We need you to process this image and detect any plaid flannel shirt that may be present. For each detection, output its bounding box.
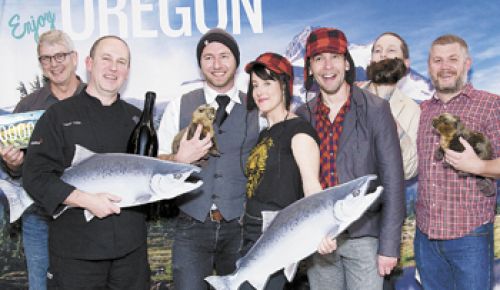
[315,95,351,189]
[416,84,500,239]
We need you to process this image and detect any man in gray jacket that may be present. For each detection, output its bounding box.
[296,27,405,290]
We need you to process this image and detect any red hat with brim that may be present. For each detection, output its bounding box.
[245,52,294,96]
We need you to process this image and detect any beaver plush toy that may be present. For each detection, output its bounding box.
[432,112,494,196]
[172,104,220,160]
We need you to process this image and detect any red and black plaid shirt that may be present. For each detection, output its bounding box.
[416,84,500,240]
[315,95,351,189]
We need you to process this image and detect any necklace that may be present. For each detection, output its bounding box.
[267,110,290,131]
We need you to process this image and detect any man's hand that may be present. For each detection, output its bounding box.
[84,192,122,219]
[317,236,337,255]
[0,145,24,171]
[174,124,213,164]
[445,137,482,175]
[65,190,121,219]
[378,255,398,276]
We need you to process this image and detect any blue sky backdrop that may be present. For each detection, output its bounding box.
[254,0,500,94]
[1,0,500,109]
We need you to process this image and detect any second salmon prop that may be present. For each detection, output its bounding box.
[205,175,382,290]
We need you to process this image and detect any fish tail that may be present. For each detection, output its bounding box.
[0,179,34,222]
[204,274,236,290]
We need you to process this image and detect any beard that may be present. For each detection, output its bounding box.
[431,70,467,95]
[366,58,407,84]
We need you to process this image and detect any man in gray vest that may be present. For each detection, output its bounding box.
[157,28,259,289]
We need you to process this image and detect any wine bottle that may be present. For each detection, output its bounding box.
[127,91,158,157]
[127,91,179,219]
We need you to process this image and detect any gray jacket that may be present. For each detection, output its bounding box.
[296,85,405,258]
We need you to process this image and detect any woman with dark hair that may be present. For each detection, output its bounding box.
[240,52,324,289]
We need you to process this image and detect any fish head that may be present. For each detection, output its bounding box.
[330,185,383,235]
[149,164,203,201]
[327,174,378,200]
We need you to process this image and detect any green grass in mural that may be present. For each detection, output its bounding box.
[147,219,176,282]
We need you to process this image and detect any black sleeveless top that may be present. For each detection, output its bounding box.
[245,117,319,217]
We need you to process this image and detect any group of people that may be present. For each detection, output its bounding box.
[0,24,498,290]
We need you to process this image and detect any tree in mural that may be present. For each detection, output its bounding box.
[16,75,48,100]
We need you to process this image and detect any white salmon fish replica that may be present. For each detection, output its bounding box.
[205,175,382,290]
[0,145,202,222]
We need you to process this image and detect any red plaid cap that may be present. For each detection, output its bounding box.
[245,52,294,96]
[304,28,348,88]
[306,28,347,58]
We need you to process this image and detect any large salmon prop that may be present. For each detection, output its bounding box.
[0,145,202,222]
[205,175,382,290]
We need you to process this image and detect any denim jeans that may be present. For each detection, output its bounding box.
[307,236,383,290]
[22,209,50,290]
[172,211,242,290]
[414,223,494,290]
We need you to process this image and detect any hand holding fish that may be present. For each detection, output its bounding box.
[377,255,397,276]
[205,176,383,290]
[174,124,212,164]
[317,236,337,255]
[65,189,121,219]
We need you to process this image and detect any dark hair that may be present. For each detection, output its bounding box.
[366,58,407,84]
[246,63,292,111]
[372,32,410,59]
[89,35,131,67]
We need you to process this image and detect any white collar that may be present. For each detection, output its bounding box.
[203,83,241,106]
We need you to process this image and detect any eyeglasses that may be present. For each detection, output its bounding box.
[38,51,74,65]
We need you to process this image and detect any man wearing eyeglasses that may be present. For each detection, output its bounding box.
[0,29,84,290]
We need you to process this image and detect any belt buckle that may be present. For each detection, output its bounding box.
[210,209,223,222]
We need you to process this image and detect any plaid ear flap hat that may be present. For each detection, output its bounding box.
[304,27,356,90]
[245,52,294,96]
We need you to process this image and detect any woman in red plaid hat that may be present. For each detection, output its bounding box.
[238,52,323,289]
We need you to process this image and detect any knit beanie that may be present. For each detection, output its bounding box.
[196,28,240,67]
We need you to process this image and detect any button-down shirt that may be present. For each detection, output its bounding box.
[416,83,500,240]
[315,95,351,189]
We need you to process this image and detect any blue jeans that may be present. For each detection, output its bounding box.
[307,236,383,290]
[414,223,494,290]
[172,211,242,290]
[23,209,50,290]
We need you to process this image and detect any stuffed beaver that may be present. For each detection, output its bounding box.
[432,112,494,196]
[172,104,220,160]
